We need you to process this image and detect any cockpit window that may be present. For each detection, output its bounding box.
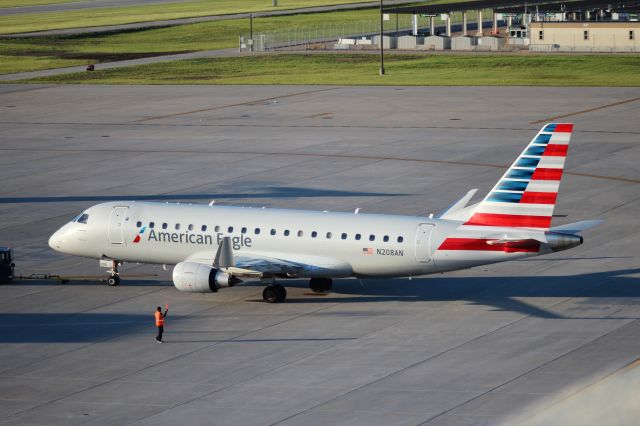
[73,213,89,224]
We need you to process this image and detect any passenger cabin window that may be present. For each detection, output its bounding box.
[311,231,317,238]
[297,230,304,237]
[326,232,332,239]
[383,235,389,242]
[369,235,375,242]
[149,222,155,229]
[175,223,180,230]
[241,227,247,233]
[341,233,347,240]
[270,229,276,236]
[201,225,207,232]
[255,228,261,235]
[136,221,142,228]
[162,223,168,230]
[284,230,290,236]
[228,226,234,233]
[214,225,220,232]
[188,224,194,231]
[397,236,404,243]
[355,233,361,241]
[76,213,89,224]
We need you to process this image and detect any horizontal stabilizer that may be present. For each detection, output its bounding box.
[438,189,478,219]
[550,220,604,235]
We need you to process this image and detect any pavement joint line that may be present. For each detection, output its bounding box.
[530,96,640,124]
[0,148,637,185]
[268,301,562,426]
[418,294,637,424]
[132,87,340,123]
[513,349,640,425]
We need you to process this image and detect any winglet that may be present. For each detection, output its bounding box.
[213,236,235,268]
[438,189,478,219]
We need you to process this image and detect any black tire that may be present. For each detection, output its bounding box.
[274,284,287,302]
[263,285,279,303]
[107,275,120,286]
[309,278,332,293]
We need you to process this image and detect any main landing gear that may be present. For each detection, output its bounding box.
[263,284,286,303]
[309,277,332,293]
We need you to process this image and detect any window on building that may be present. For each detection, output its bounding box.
[584,30,589,40]
[311,231,317,238]
[397,236,404,243]
[539,30,544,40]
[175,223,180,230]
[255,228,260,235]
[326,232,332,239]
[188,224,194,231]
[270,229,276,236]
[284,229,290,236]
[298,230,304,237]
[355,233,361,241]
[630,30,635,41]
[369,235,375,242]
[149,222,155,229]
[383,235,389,242]
[201,225,207,232]
[341,233,347,240]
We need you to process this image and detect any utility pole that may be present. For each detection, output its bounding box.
[379,0,385,75]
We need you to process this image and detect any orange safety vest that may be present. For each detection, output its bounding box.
[155,311,164,326]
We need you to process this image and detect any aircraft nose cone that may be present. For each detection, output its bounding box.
[48,230,61,250]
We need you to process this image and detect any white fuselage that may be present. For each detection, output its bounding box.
[49,201,544,279]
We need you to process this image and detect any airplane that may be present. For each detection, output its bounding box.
[48,123,602,303]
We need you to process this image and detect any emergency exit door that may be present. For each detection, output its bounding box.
[108,206,128,244]
[415,224,434,262]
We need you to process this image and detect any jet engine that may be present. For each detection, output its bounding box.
[172,262,241,293]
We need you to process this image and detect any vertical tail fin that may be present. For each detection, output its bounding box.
[464,123,573,230]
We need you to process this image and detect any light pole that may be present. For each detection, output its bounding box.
[379,0,385,75]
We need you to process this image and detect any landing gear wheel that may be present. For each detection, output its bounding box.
[309,278,332,293]
[263,284,286,303]
[107,275,120,286]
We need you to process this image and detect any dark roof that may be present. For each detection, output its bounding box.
[496,0,640,12]
[385,0,640,13]
[385,0,563,13]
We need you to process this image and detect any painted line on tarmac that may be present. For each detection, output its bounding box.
[133,87,339,123]
[530,96,640,124]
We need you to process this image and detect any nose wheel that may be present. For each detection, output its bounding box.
[107,275,120,286]
[263,284,286,303]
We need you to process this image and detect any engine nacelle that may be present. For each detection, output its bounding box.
[172,262,241,293]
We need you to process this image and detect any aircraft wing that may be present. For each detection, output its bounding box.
[185,249,352,279]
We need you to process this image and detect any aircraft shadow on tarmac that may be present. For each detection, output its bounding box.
[0,186,409,204]
[3,268,638,343]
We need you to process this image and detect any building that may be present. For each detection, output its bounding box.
[529,21,640,52]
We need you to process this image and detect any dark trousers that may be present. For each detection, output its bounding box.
[156,325,164,341]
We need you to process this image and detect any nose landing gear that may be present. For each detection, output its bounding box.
[103,259,121,286]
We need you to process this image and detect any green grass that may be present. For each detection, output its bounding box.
[0,0,374,35]
[0,0,80,8]
[0,8,384,74]
[13,54,640,86]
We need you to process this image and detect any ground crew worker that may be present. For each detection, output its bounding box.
[155,304,168,343]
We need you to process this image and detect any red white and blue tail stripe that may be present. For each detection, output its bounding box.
[464,123,572,231]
